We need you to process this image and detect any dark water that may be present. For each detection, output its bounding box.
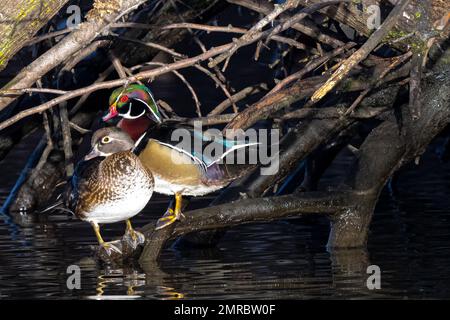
[1,133,450,299]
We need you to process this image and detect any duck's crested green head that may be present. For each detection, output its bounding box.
[103,84,161,123]
[85,127,134,160]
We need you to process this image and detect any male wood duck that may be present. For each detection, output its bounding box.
[103,84,161,141]
[65,127,154,253]
[102,84,258,230]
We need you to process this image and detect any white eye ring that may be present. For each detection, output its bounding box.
[101,136,111,144]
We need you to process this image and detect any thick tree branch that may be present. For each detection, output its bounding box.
[139,192,347,263]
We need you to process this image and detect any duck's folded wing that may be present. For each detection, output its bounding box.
[134,123,208,173]
[133,122,259,173]
[64,158,102,212]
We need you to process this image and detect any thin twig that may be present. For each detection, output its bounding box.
[0,43,238,131]
[208,83,268,116]
[69,65,115,117]
[228,0,345,48]
[264,1,350,45]
[172,113,236,125]
[111,33,186,59]
[194,64,238,113]
[69,122,91,135]
[25,29,72,47]
[109,52,127,79]
[208,0,301,70]
[157,99,178,116]
[123,67,145,86]
[311,0,411,103]
[269,42,356,95]
[345,51,412,115]
[144,62,202,117]
[0,88,67,96]
[164,22,309,50]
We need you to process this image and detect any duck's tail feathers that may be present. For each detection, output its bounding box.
[39,200,64,214]
[207,142,260,168]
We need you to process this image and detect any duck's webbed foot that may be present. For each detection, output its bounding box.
[97,241,123,262]
[91,222,123,261]
[155,207,181,230]
[155,193,184,230]
[114,220,145,259]
[122,220,145,250]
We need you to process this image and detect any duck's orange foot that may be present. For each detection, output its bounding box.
[96,241,123,263]
[155,208,180,230]
[122,228,145,249]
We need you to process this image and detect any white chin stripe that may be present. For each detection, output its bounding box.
[121,101,147,119]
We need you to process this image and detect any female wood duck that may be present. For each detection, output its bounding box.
[65,127,154,253]
[102,84,258,230]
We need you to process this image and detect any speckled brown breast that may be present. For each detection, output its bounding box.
[75,151,154,220]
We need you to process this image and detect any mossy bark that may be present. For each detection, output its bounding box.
[0,0,68,72]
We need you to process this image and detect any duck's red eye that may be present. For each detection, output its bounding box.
[120,95,129,103]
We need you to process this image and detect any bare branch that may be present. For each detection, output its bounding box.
[208,83,268,116]
[0,88,67,96]
[139,192,346,262]
[208,0,301,70]
[163,22,310,50]
[0,43,234,131]
[144,62,202,117]
[269,42,356,95]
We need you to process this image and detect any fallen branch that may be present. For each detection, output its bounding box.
[139,192,347,262]
[0,0,68,72]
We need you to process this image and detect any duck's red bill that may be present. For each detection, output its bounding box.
[102,105,118,122]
